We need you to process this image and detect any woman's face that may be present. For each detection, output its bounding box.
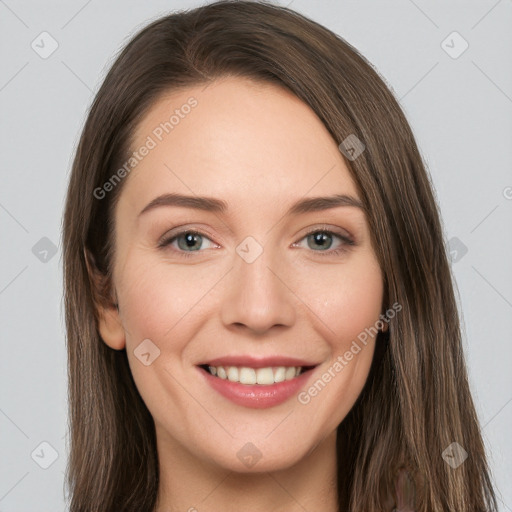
[99,76,384,472]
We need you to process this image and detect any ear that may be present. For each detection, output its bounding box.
[84,248,125,350]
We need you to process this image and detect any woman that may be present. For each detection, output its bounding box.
[62,1,497,510]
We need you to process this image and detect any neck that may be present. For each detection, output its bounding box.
[154,427,339,512]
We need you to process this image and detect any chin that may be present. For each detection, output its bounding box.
[199,434,315,474]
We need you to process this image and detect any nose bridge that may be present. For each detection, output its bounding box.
[220,236,295,332]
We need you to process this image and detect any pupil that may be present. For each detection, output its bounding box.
[312,232,331,249]
[181,233,201,250]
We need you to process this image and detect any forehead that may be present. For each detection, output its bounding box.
[122,76,360,213]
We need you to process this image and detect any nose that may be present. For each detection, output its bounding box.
[219,243,296,335]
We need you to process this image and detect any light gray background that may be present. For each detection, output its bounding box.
[1,1,511,510]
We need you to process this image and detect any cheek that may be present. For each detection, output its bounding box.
[116,258,211,420]
[116,256,222,346]
[302,254,384,348]
[294,254,383,412]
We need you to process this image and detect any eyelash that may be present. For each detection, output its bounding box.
[158,227,355,259]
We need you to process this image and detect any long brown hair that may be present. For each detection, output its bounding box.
[62,1,497,510]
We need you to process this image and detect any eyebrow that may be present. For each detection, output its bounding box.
[138,192,365,217]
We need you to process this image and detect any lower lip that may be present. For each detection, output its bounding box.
[197,366,316,409]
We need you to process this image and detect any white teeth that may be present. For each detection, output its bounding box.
[240,367,257,385]
[205,365,304,385]
[285,367,296,380]
[255,367,273,385]
[274,367,286,383]
[227,367,239,382]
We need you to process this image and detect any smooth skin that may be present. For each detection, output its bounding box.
[95,76,385,512]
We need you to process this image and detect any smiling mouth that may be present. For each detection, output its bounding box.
[199,364,316,386]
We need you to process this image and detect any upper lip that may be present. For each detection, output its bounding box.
[198,355,319,368]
